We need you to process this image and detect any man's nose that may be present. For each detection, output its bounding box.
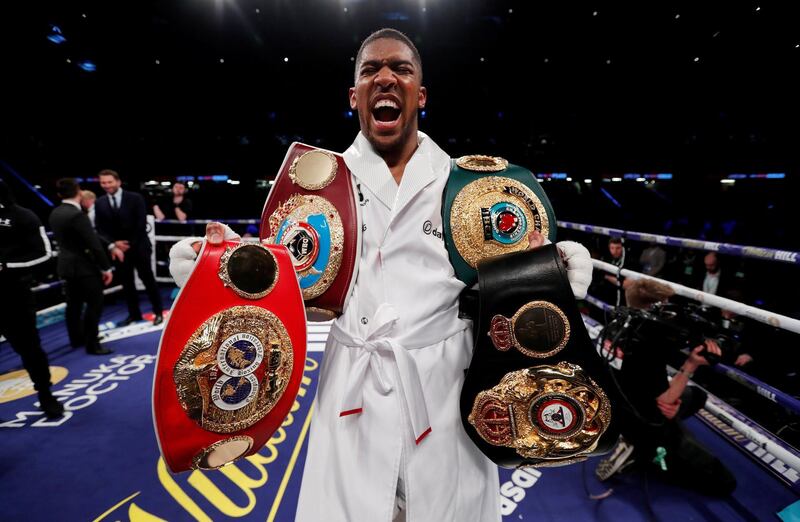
[374,66,396,88]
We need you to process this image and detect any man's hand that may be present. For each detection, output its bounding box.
[735,353,754,367]
[656,398,681,420]
[527,230,546,250]
[101,270,113,286]
[190,222,232,254]
[114,240,130,252]
[153,205,165,221]
[110,247,125,262]
[686,339,721,369]
[556,241,592,299]
[171,222,241,288]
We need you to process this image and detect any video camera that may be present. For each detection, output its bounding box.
[599,301,733,366]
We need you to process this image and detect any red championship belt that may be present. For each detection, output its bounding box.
[260,143,360,321]
[152,241,306,473]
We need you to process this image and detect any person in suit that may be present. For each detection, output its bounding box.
[80,189,97,228]
[0,179,64,418]
[50,178,119,355]
[95,169,163,326]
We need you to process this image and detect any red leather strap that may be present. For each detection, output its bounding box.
[260,143,359,317]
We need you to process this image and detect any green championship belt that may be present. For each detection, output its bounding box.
[443,155,557,287]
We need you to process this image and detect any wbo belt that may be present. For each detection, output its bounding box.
[261,143,361,322]
[459,244,618,468]
[152,240,306,473]
[331,303,435,445]
[442,155,557,288]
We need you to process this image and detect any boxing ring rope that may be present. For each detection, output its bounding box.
[592,259,800,335]
[558,220,800,265]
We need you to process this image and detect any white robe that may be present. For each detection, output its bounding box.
[295,131,501,522]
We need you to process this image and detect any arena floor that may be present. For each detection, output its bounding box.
[1,289,797,521]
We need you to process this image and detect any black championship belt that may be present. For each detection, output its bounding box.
[153,241,306,473]
[460,244,618,468]
[260,143,360,321]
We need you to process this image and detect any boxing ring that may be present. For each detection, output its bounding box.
[2,216,799,521]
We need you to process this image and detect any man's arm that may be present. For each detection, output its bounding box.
[3,209,52,269]
[72,212,112,272]
[655,339,721,418]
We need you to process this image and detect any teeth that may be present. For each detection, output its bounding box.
[374,99,399,110]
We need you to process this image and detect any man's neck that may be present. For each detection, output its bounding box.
[63,197,81,207]
[378,130,420,185]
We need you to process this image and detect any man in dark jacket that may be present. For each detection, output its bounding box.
[0,179,64,418]
[50,178,120,354]
[94,169,163,325]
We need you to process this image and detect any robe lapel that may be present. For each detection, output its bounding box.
[343,133,397,211]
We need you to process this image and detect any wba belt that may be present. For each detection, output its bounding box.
[153,241,306,473]
[443,155,557,287]
[459,245,617,468]
[260,143,360,321]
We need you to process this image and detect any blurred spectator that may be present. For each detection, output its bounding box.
[0,179,64,418]
[153,181,192,222]
[95,169,163,326]
[50,178,117,355]
[591,237,631,306]
[80,189,97,228]
[639,243,666,277]
[701,252,736,296]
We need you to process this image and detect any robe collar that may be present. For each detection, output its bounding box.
[343,130,450,218]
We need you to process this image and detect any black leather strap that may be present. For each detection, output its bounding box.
[460,244,618,467]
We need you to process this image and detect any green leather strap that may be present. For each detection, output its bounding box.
[442,159,557,287]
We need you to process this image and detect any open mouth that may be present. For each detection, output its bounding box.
[371,99,401,127]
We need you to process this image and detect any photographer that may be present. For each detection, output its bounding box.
[595,279,736,496]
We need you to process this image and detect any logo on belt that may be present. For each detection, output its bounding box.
[173,305,294,434]
[266,194,344,301]
[490,301,570,358]
[450,176,549,269]
[468,363,611,463]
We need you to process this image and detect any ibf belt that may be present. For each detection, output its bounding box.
[260,143,360,321]
[459,244,617,468]
[152,241,306,473]
[442,155,557,287]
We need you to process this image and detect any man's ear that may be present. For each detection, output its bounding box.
[418,86,427,109]
[349,87,357,110]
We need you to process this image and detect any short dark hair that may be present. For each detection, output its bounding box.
[98,169,120,181]
[56,178,81,199]
[354,28,422,83]
[608,237,623,245]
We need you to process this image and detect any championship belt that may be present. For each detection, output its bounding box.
[153,241,306,473]
[260,143,360,321]
[443,155,557,287]
[459,245,617,468]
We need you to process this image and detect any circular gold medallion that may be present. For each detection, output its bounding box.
[511,301,570,358]
[450,176,549,268]
[173,306,294,434]
[289,149,338,190]
[218,243,279,300]
[193,436,253,470]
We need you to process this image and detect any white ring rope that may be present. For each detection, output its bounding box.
[593,259,800,335]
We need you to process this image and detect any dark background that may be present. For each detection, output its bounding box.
[1,0,798,248]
